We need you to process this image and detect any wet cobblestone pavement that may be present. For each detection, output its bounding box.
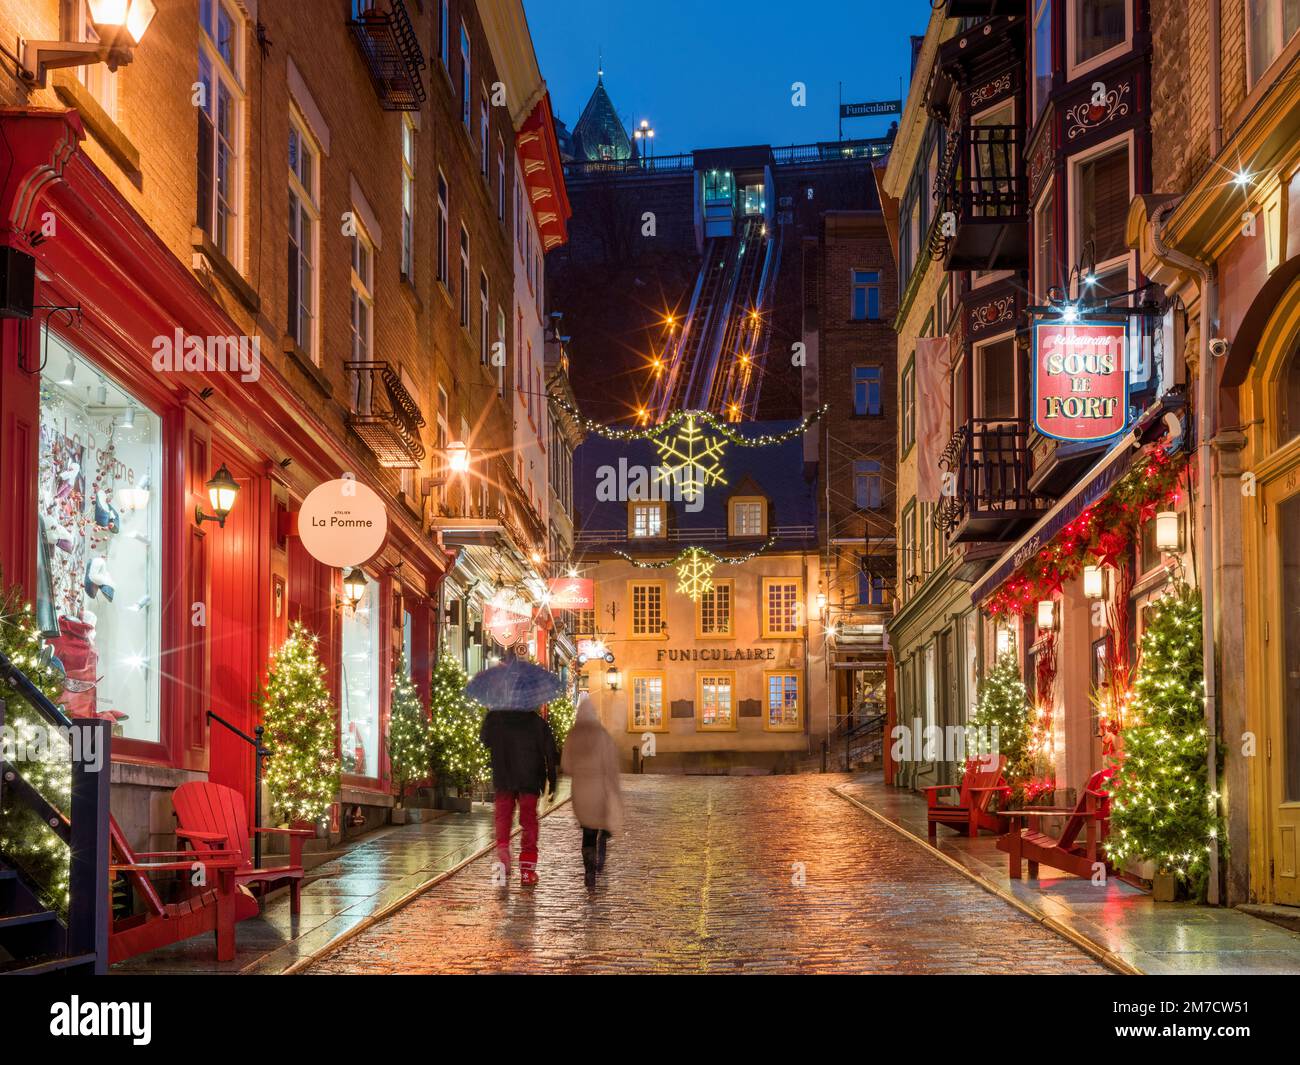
[305,775,1111,974]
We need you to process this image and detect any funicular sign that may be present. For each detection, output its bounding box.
[1032,320,1129,442]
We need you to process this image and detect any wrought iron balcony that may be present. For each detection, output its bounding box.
[346,360,426,468]
[936,419,1050,542]
[348,0,426,111]
[934,123,1028,272]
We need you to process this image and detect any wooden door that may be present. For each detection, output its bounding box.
[1264,476,1300,904]
[207,455,266,815]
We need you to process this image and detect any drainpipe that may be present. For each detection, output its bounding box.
[1209,0,1222,156]
[1150,200,1220,905]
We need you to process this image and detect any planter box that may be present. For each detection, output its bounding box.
[390,808,408,825]
[438,794,472,813]
[1152,871,1178,902]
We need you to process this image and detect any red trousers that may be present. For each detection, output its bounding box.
[493,791,539,871]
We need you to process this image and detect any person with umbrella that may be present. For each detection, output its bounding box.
[470,651,562,886]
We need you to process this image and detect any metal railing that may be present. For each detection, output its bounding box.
[0,648,112,973]
[207,711,271,869]
[575,523,816,546]
[563,137,893,179]
[821,712,886,772]
[936,418,1046,532]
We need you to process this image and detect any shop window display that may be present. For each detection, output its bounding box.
[38,335,162,742]
[341,574,380,778]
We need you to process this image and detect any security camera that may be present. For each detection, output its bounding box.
[1209,338,1230,358]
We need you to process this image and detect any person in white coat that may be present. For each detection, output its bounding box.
[560,693,624,888]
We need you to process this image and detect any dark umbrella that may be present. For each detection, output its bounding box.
[465,654,564,710]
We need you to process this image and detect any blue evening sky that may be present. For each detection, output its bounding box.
[522,0,929,154]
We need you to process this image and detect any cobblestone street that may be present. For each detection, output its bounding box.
[304,775,1111,974]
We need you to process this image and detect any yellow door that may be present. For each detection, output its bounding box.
[1264,476,1300,904]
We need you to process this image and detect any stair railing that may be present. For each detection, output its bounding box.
[0,648,112,973]
[206,711,273,869]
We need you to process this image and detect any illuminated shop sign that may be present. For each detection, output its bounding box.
[1032,320,1129,442]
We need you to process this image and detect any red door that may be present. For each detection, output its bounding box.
[207,455,266,814]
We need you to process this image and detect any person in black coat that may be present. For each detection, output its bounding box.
[480,708,558,886]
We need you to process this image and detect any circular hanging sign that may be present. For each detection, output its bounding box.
[298,479,388,568]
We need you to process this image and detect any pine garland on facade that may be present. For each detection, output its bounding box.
[969,652,1033,788]
[1106,582,1220,894]
[428,649,489,795]
[256,623,340,824]
[0,577,72,911]
[387,653,431,807]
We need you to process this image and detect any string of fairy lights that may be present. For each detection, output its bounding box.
[552,399,829,445]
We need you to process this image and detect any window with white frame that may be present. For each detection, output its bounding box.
[288,113,319,361]
[401,115,416,280]
[349,224,374,361]
[630,582,664,636]
[480,96,490,176]
[1034,186,1055,301]
[1032,0,1052,119]
[436,171,449,284]
[1247,1,1300,89]
[459,21,471,131]
[698,581,732,636]
[479,272,490,364]
[629,502,664,539]
[631,673,664,730]
[975,334,1017,420]
[459,225,470,327]
[766,672,800,729]
[69,0,117,118]
[197,0,244,261]
[729,498,765,537]
[439,0,450,69]
[496,306,507,395]
[762,578,802,637]
[698,673,735,729]
[497,136,506,219]
[1071,0,1129,73]
[1072,136,1131,300]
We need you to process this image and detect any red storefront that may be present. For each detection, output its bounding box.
[0,110,446,842]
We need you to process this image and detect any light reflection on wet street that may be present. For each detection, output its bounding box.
[305,774,1111,974]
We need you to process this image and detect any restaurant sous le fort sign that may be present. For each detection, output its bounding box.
[1033,320,1129,442]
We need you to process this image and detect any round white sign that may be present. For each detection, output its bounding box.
[298,479,388,568]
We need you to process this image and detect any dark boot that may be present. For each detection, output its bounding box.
[581,846,597,889]
[596,832,608,871]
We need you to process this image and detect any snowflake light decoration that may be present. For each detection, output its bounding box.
[675,548,716,601]
[653,414,727,501]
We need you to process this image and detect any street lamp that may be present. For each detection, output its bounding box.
[445,440,471,473]
[21,0,157,86]
[633,119,655,166]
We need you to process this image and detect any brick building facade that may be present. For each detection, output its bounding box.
[0,0,566,855]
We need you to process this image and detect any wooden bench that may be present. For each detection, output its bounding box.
[108,816,255,963]
[925,755,1010,841]
[172,781,314,914]
[997,768,1112,880]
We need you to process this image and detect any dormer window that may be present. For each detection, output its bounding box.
[628,501,665,539]
[729,496,767,538]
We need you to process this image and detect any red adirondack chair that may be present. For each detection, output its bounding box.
[997,768,1112,880]
[171,781,314,914]
[925,755,1010,841]
[108,816,256,963]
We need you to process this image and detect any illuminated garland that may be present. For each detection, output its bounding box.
[612,535,778,569]
[553,399,829,446]
[985,445,1186,619]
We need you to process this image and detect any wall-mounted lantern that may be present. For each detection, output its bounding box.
[1036,599,1056,631]
[195,463,239,528]
[22,0,157,87]
[1155,510,1181,552]
[342,567,368,613]
[1082,565,1107,600]
[606,665,622,691]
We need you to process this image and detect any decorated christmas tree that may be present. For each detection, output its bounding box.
[0,576,71,911]
[546,692,577,754]
[428,649,489,795]
[256,623,340,824]
[969,651,1033,788]
[1107,583,1220,895]
[387,654,431,807]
